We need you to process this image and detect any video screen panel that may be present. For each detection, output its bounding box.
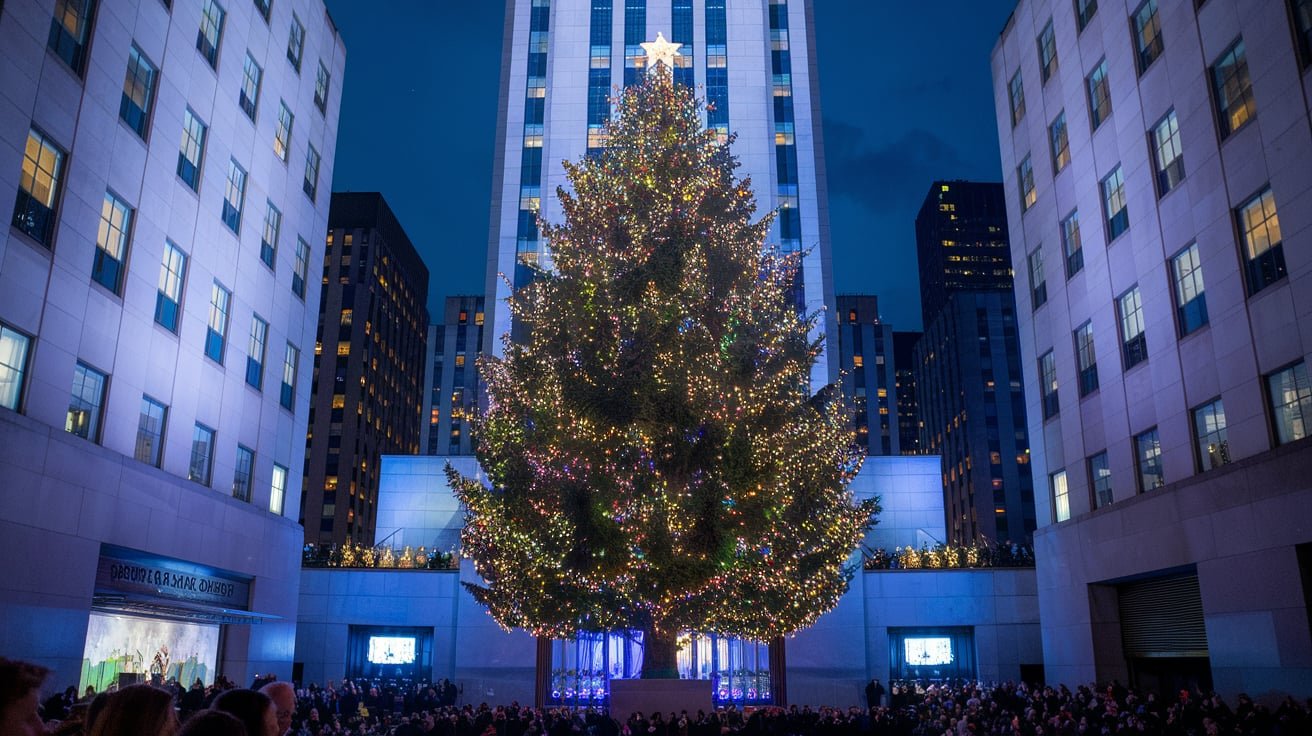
[367,635,417,664]
[81,612,219,692]
[904,636,954,666]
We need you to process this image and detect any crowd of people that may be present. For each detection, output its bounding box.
[4,656,1310,736]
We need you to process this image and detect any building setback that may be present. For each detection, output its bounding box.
[835,295,899,455]
[420,295,484,456]
[0,0,344,688]
[993,0,1312,695]
[302,192,428,546]
[485,0,838,394]
[912,181,1035,546]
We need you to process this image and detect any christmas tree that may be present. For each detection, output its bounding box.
[449,60,876,678]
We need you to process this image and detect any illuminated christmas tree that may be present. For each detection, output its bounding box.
[449,53,876,679]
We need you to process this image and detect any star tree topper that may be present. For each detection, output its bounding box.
[640,32,682,73]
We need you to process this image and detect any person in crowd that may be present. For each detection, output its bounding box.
[213,689,279,736]
[86,683,178,736]
[0,657,50,736]
[259,681,296,736]
[177,710,248,736]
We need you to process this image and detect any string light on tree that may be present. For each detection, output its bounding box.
[448,61,877,680]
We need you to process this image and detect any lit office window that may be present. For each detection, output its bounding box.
[1135,428,1164,491]
[1132,0,1163,73]
[1049,111,1070,173]
[1192,399,1230,471]
[196,0,225,68]
[1087,59,1111,130]
[1051,470,1070,522]
[119,45,158,138]
[93,191,133,294]
[1237,187,1285,294]
[1171,244,1208,335]
[49,0,96,75]
[1211,39,1255,138]
[274,101,293,161]
[1267,362,1311,445]
[135,396,167,468]
[1150,109,1185,196]
[270,464,288,515]
[0,324,33,412]
[12,128,66,246]
[66,363,107,441]
[1017,156,1036,212]
[1118,286,1147,369]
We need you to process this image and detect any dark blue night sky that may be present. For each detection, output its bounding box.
[324,0,1017,332]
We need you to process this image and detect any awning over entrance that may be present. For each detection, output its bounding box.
[92,593,282,626]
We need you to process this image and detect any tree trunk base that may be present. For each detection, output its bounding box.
[642,629,679,679]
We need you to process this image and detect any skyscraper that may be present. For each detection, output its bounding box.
[914,180,1014,329]
[0,0,344,687]
[835,295,899,456]
[893,330,923,455]
[912,181,1034,545]
[302,192,428,546]
[994,0,1312,695]
[420,295,484,456]
[484,0,838,393]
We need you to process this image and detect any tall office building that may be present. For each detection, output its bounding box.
[0,0,343,687]
[835,295,898,455]
[893,330,923,455]
[485,0,838,394]
[912,181,1034,545]
[994,0,1312,694]
[914,181,1014,329]
[420,295,484,456]
[302,192,428,546]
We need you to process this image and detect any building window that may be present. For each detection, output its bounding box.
[261,202,281,269]
[1049,111,1070,173]
[1008,70,1026,127]
[1028,248,1047,310]
[1075,320,1098,397]
[189,424,215,486]
[1192,399,1230,471]
[155,241,186,332]
[49,0,96,75]
[1017,156,1036,212]
[135,396,167,467]
[1039,350,1059,419]
[1087,59,1111,130]
[1037,20,1058,82]
[222,159,246,233]
[196,0,224,68]
[0,324,33,412]
[240,52,261,120]
[92,191,133,294]
[1051,470,1070,522]
[1238,187,1285,294]
[205,282,231,364]
[293,237,309,298]
[1268,362,1311,445]
[1212,40,1256,139]
[280,343,299,410]
[1101,165,1128,240]
[177,108,207,191]
[233,445,254,502]
[1150,109,1185,197]
[287,14,305,72]
[1076,0,1098,31]
[66,362,107,441]
[254,0,271,22]
[274,101,293,161]
[13,128,67,247]
[1171,243,1208,335]
[246,315,267,390]
[315,60,330,113]
[303,145,320,201]
[1061,210,1083,278]
[270,464,288,515]
[1089,451,1112,509]
[1294,0,1312,68]
[1118,286,1147,369]
[119,44,157,139]
[1135,427,1164,491]
[1133,0,1163,73]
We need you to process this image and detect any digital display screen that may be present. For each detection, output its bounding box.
[81,612,219,693]
[367,636,416,664]
[904,636,953,666]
